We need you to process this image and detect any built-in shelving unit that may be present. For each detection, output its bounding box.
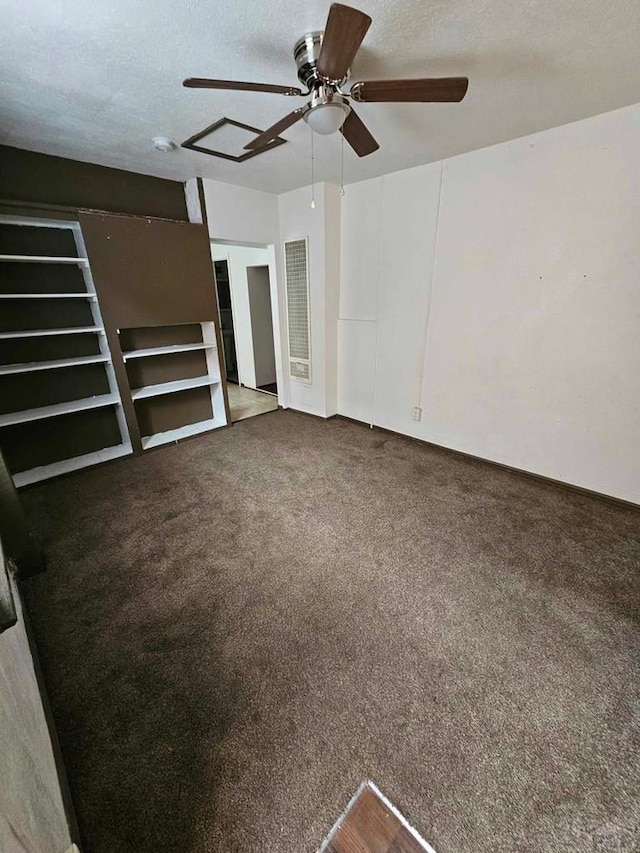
[0,215,132,486]
[120,321,227,449]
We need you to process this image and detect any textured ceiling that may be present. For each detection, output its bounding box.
[1,0,639,193]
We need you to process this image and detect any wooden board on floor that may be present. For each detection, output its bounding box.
[322,783,434,853]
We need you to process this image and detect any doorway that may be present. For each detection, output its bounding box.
[211,244,280,424]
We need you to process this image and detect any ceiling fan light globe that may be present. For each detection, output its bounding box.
[304,102,350,135]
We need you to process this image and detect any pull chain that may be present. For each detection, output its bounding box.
[340,131,345,197]
[310,127,316,209]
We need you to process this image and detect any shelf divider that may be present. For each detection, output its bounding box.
[0,293,96,300]
[141,416,227,450]
[0,354,110,376]
[0,393,120,428]
[0,326,104,339]
[0,255,88,265]
[122,341,215,361]
[13,443,132,488]
[131,375,218,401]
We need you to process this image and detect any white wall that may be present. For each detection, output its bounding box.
[203,180,288,406]
[204,178,341,417]
[338,164,442,432]
[202,180,279,245]
[338,103,640,504]
[1,575,71,853]
[278,182,341,418]
[324,184,341,417]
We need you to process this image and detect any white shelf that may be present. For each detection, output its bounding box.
[0,326,103,339]
[13,443,132,488]
[0,255,88,265]
[0,354,110,376]
[122,342,215,361]
[131,375,219,401]
[141,416,226,450]
[0,393,120,428]
[0,292,96,300]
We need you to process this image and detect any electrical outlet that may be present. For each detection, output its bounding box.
[412,406,422,422]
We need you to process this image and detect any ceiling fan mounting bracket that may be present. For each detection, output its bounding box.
[294,31,348,91]
[349,82,363,102]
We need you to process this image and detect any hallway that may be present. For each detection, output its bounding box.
[227,383,278,422]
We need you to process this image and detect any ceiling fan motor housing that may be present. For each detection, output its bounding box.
[294,31,348,90]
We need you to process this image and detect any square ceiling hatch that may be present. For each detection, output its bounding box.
[181,118,286,162]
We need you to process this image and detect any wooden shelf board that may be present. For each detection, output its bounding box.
[0,393,120,428]
[141,416,226,450]
[0,354,110,376]
[13,443,132,488]
[0,255,87,265]
[0,293,95,300]
[131,375,219,401]
[0,326,103,339]
[122,342,215,361]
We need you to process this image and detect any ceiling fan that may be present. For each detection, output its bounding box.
[183,3,468,158]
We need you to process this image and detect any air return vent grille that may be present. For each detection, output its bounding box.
[284,237,311,384]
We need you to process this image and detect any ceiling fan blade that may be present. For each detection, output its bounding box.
[340,108,379,157]
[245,108,307,149]
[183,78,302,96]
[316,3,372,82]
[351,77,469,103]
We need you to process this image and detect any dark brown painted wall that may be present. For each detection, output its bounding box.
[79,212,226,449]
[0,145,188,221]
[79,213,219,327]
[0,448,44,578]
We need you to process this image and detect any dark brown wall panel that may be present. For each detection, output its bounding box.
[0,333,101,366]
[118,324,203,351]
[0,448,44,576]
[126,351,208,390]
[0,408,121,473]
[0,263,86,294]
[0,364,111,414]
[0,145,188,221]
[0,224,77,256]
[0,299,94,333]
[79,214,218,328]
[79,213,223,450]
[135,388,213,437]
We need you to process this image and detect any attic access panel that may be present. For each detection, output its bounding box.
[181,117,286,162]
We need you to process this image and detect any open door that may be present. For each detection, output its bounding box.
[247,265,277,395]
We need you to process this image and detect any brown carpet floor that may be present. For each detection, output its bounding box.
[22,411,640,853]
